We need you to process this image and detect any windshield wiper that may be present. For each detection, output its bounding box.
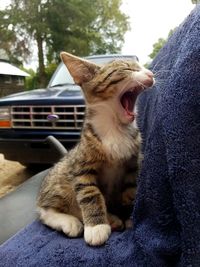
[50,83,75,88]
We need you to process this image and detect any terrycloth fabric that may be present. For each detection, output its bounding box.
[1,6,200,266]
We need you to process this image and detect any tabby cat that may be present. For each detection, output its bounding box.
[37,52,154,246]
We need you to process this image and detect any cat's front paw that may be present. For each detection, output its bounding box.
[84,224,111,246]
[62,216,83,237]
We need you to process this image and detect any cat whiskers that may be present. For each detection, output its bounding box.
[150,51,178,72]
[153,79,166,87]
[135,80,147,90]
[135,73,166,89]
[152,70,170,86]
[151,51,190,73]
[154,70,171,78]
[154,68,182,83]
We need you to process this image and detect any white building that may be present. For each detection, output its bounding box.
[0,50,29,97]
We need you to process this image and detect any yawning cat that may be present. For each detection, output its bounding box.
[37,52,154,246]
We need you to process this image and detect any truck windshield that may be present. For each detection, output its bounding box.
[48,55,138,89]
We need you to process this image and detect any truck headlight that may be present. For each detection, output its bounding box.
[0,107,11,128]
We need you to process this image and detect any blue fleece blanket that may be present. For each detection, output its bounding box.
[1,6,200,266]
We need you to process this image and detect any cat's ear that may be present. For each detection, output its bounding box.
[60,52,99,85]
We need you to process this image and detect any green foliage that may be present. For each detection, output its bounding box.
[191,0,200,4]
[20,67,39,90]
[149,38,166,60]
[148,29,175,61]
[21,62,57,90]
[45,0,129,62]
[0,10,30,66]
[45,63,57,83]
[0,0,130,87]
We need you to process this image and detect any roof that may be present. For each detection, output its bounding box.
[0,61,29,77]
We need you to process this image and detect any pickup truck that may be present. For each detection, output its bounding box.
[0,54,138,165]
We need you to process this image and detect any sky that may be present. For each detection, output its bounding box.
[121,0,194,64]
[0,0,195,68]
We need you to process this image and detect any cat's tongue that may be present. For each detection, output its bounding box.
[121,91,135,120]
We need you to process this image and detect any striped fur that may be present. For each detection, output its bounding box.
[37,52,154,246]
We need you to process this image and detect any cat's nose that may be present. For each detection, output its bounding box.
[143,69,155,87]
[145,70,154,78]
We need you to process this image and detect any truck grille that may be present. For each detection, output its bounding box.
[11,105,85,130]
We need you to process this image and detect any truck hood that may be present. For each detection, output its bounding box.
[0,84,83,101]
[0,85,83,105]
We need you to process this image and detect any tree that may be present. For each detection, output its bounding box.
[0,0,129,87]
[0,10,30,66]
[46,0,129,62]
[191,0,200,4]
[148,38,166,60]
[149,29,175,61]
[3,0,50,87]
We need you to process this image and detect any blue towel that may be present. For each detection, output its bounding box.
[1,5,200,266]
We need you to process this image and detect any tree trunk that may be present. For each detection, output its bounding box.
[36,34,47,88]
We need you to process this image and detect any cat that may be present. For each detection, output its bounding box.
[37,52,154,246]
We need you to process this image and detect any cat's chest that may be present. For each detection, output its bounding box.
[98,162,125,198]
[102,130,138,162]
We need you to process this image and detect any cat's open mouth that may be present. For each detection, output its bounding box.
[120,88,141,121]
